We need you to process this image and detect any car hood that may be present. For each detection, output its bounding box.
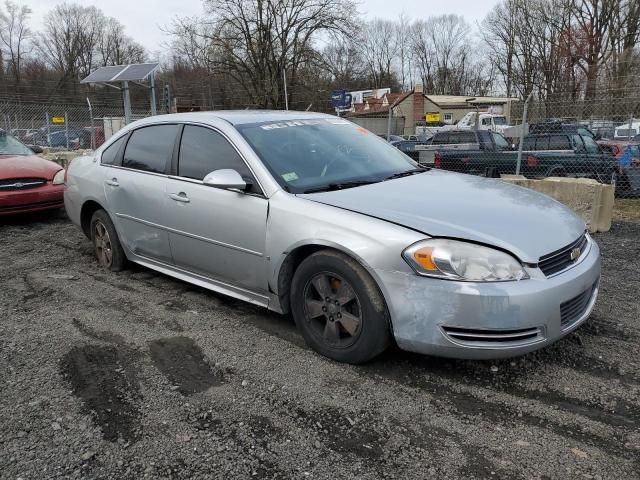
[298,170,586,263]
[0,154,61,180]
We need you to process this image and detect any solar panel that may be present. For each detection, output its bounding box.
[80,63,160,84]
[80,65,128,84]
[112,63,159,82]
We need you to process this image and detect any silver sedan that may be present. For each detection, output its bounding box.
[64,111,600,364]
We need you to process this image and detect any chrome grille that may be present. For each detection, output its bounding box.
[442,326,542,345]
[539,234,588,277]
[560,281,598,328]
[0,178,46,191]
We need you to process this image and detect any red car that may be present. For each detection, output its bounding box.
[0,131,65,215]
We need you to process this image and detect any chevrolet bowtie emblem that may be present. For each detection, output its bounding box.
[570,247,581,261]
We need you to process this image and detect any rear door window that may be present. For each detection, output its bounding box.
[522,137,537,150]
[534,136,550,150]
[449,131,476,144]
[548,135,571,150]
[123,124,179,174]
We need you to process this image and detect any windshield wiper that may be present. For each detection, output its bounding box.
[383,167,429,181]
[302,180,377,194]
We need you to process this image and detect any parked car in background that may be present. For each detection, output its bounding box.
[451,112,513,134]
[402,134,429,142]
[65,111,600,364]
[597,139,640,196]
[416,130,512,165]
[614,121,640,140]
[83,126,105,148]
[28,125,92,149]
[377,133,404,142]
[0,129,65,215]
[10,129,39,143]
[425,129,618,185]
[529,121,596,138]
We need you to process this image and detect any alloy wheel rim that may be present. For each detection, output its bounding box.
[303,272,362,348]
[94,221,113,267]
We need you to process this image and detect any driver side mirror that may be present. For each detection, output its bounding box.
[29,145,43,154]
[203,169,248,191]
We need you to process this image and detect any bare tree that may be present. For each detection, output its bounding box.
[358,19,400,89]
[37,3,102,80]
[169,0,357,108]
[99,17,145,66]
[321,37,366,87]
[0,0,32,89]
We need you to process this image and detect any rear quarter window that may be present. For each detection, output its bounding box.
[101,136,126,165]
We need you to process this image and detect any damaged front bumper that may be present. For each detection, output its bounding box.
[376,240,601,360]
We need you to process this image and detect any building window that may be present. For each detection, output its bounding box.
[443,113,453,124]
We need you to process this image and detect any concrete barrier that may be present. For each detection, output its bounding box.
[500,175,614,233]
[40,149,93,169]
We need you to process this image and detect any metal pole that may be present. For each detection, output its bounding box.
[87,97,96,150]
[628,114,633,141]
[45,111,50,148]
[123,81,132,124]
[516,91,534,176]
[65,111,69,150]
[150,72,157,116]
[282,68,289,110]
[386,96,402,141]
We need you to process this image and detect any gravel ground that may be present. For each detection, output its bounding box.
[1,210,639,480]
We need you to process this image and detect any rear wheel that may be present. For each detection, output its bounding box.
[290,250,390,364]
[90,210,126,271]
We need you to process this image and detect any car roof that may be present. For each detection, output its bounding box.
[134,110,333,127]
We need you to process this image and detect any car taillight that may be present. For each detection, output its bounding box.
[527,155,538,167]
[434,151,442,168]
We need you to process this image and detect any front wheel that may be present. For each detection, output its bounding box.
[90,209,126,271]
[290,250,390,364]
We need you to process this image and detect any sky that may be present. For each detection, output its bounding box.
[19,0,502,58]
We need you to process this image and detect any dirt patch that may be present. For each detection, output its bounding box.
[149,336,224,395]
[59,345,141,443]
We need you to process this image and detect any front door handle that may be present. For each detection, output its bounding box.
[169,192,190,203]
[105,178,119,187]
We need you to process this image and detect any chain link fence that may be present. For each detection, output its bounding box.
[2,93,639,197]
[0,101,151,151]
[393,95,640,198]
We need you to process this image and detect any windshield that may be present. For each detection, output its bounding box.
[493,116,507,125]
[0,132,34,156]
[492,132,510,150]
[237,118,420,193]
[582,135,601,154]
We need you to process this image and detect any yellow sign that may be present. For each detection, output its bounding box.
[425,112,441,123]
[51,116,65,124]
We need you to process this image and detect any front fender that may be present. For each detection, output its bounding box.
[266,192,425,298]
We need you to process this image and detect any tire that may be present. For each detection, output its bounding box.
[89,209,126,272]
[290,250,390,364]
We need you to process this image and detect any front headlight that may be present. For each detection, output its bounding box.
[402,239,529,282]
[52,169,65,185]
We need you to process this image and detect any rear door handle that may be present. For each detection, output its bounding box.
[169,192,190,203]
[105,178,119,187]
